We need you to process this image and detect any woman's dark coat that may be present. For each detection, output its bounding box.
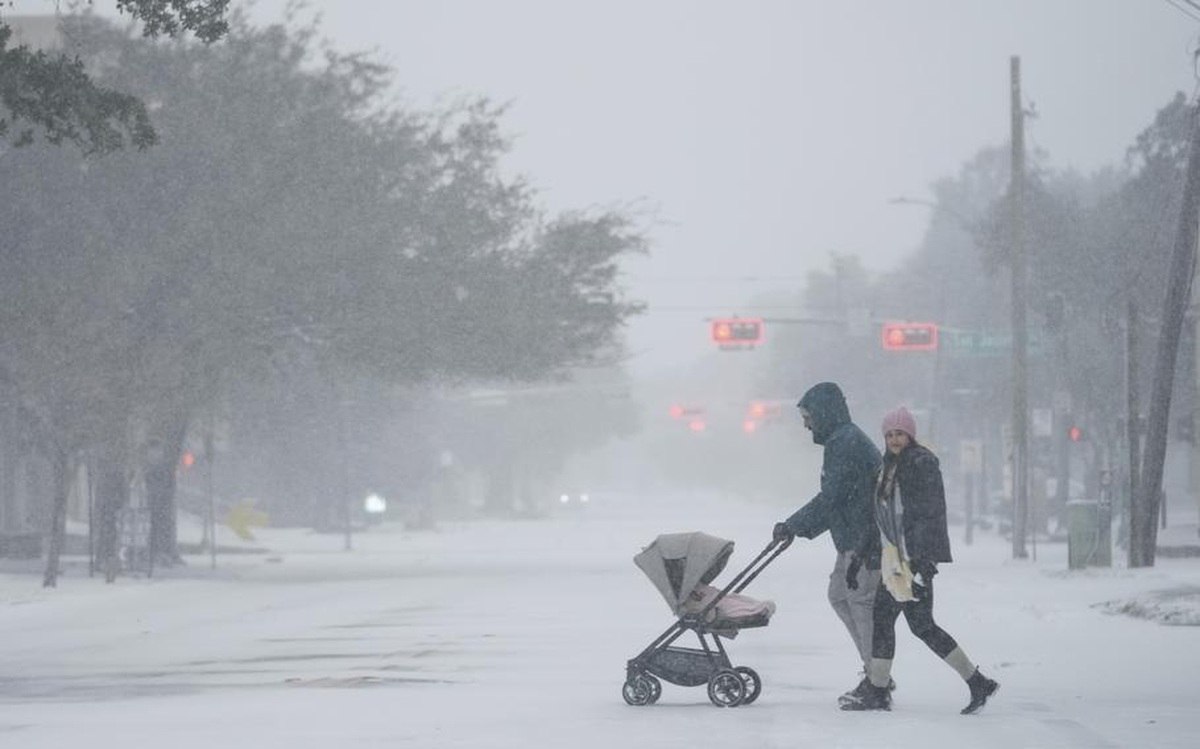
[857,442,953,568]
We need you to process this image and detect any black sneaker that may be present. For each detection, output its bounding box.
[838,676,896,705]
[837,677,870,706]
[961,669,999,715]
[840,682,891,711]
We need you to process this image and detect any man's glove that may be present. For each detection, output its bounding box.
[772,522,794,544]
[845,554,862,590]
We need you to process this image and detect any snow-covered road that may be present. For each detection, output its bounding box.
[2,491,1197,748]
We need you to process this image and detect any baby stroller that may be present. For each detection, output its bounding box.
[623,531,790,707]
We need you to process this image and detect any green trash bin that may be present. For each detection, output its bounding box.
[1067,499,1108,569]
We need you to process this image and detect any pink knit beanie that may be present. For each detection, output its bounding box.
[882,406,917,439]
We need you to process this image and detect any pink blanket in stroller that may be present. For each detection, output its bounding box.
[681,584,776,634]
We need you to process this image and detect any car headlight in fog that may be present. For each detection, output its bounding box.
[364,493,388,514]
[579,493,589,503]
[560,494,570,504]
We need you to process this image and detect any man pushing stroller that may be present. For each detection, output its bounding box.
[773,383,999,714]
[771,382,884,707]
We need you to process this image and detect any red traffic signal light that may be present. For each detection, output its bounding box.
[711,317,764,346]
[1068,425,1083,443]
[668,404,704,420]
[881,322,939,351]
[747,400,783,420]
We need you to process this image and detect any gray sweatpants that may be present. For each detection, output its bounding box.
[828,550,881,670]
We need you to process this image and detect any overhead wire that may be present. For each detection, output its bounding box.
[1164,0,1200,23]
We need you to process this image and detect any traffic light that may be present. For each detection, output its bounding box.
[743,400,783,436]
[1067,425,1083,443]
[881,322,939,351]
[668,404,704,420]
[668,404,707,433]
[747,400,783,420]
[711,317,764,347]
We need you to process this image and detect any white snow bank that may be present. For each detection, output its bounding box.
[1096,585,1200,626]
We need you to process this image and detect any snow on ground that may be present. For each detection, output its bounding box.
[2,490,1199,749]
[1097,584,1200,626]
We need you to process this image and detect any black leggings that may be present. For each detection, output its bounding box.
[871,576,959,660]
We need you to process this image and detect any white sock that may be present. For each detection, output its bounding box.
[867,657,892,688]
[944,646,977,681]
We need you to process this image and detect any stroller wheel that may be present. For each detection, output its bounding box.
[734,667,762,705]
[707,669,746,708]
[644,674,662,704]
[622,675,655,706]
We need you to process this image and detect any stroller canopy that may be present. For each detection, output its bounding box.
[634,532,734,614]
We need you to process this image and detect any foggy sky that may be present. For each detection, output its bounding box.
[29,0,1200,377]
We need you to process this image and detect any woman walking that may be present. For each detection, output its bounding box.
[840,406,999,714]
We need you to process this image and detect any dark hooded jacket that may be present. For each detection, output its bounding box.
[782,383,881,552]
[856,442,953,567]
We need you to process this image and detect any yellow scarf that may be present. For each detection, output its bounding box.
[876,462,914,602]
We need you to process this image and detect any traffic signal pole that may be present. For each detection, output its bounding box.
[1127,298,1141,560]
[1010,56,1030,559]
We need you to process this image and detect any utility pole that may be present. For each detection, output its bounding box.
[1127,299,1140,560]
[205,427,216,570]
[1010,55,1030,559]
[1133,105,1200,567]
[1194,269,1200,537]
[333,375,353,553]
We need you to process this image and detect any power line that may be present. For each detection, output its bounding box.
[627,275,810,284]
[1163,0,1200,23]
[646,305,811,313]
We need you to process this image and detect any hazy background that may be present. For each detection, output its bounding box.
[7,0,1200,536]
[233,0,1200,377]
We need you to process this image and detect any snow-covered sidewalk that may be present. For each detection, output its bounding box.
[1,491,1198,748]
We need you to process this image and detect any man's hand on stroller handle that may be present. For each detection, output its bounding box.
[772,522,795,549]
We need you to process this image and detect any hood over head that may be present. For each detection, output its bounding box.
[797,382,851,445]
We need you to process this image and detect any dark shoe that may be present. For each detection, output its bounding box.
[840,682,891,711]
[961,669,999,715]
[838,677,870,705]
[838,675,896,705]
